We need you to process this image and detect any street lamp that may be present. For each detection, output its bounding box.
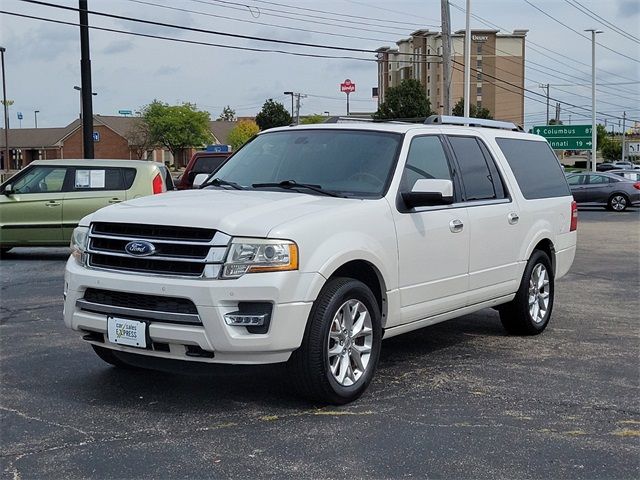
[585,28,603,172]
[1,46,9,173]
[283,91,294,120]
[73,85,97,120]
[34,110,39,128]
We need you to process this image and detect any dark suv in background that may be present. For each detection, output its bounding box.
[177,150,231,190]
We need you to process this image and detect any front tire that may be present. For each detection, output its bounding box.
[607,194,629,212]
[288,277,382,404]
[499,250,554,335]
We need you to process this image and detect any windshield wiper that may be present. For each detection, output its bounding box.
[201,177,244,190]
[252,180,345,198]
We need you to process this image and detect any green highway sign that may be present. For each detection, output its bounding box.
[546,138,592,150]
[532,124,592,150]
[532,125,592,137]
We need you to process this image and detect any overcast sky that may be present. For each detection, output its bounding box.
[1,0,638,131]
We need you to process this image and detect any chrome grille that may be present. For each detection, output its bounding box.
[87,222,230,278]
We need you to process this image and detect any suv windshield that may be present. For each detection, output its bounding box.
[211,129,402,197]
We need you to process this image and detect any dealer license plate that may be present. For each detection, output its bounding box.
[107,317,147,348]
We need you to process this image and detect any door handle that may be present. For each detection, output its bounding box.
[507,212,519,225]
[449,219,464,233]
[108,198,122,204]
[45,201,61,207]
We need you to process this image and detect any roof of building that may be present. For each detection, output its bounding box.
[1,116,239,149]
[209,120,238,145]
[0,124,76,148]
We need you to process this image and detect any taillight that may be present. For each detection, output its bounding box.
[633,182,640,190]
[152,173,164,195]
[570,200,578,232]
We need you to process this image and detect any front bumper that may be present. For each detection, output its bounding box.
[64,257,325,364]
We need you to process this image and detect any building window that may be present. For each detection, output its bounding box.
[427,75,430,83]
[477,43,483,55]
[427,89,431,97]
[477,59,483,69]
[477,85,482,96]
[476,71,482,81]
[477,100,482,108]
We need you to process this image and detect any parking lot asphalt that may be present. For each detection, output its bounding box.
[1,208,639,479]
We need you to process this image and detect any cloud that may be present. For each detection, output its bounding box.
[101,40,134,55]
[154,65,180,76]
[5,22,77,63]
[618,0,639,16]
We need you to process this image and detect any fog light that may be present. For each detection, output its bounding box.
[224,312,268,326]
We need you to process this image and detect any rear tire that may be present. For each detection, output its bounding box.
[499,250,554,335]
[288,277,382,405]
[607,194,629,212]
[92,345,135,369]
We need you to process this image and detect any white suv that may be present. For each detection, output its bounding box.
[64,116,577,404]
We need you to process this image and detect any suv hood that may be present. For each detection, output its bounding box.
[86,188,353,237]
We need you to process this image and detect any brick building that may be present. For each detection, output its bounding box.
[1,116,238,169]
[376,29,527,125]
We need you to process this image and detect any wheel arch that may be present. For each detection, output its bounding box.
[325,260,389,327]
[530,238,556,275]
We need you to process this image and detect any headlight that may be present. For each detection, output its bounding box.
[222,238,298,278]
[70,226,89,264]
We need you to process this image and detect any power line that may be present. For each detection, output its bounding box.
[126,0,397,44]
[563,0,640,44]
[448,0,639,84]
[196,0,415,36]
[521,0,640,64]
[451,59,639,123]
[241,0,436,28]
[0,10,375,62]
[19,0,382,55]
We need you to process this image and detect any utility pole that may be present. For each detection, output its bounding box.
[463,0,471,121]
[585,28,602,172]
[1,46,9,173]
[539,84,550,124]
[621,111,627,163]
[79,0,94,159]
[555,102,560,124]
[294,93,306,125]
[440,0,452,115]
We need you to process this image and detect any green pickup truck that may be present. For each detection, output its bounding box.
[0,159,174,254]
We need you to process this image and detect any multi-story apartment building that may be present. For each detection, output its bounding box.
[376,29,527,125]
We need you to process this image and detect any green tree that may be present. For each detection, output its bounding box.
[217,105,236,121]
[255,99,292,130]
[125,118,154,160]
[596,124,608,150]
[374,79,432,120]
[300,114,326,125]
[142,100,212,166]
[600,138,622,161]
[452,98,493,119]
[228,120,259,151]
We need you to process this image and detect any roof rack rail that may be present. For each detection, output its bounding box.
[424,115,523,132]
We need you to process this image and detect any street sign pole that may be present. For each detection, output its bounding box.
[340,79,356,117]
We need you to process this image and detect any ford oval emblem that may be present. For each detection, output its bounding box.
[124,240,156,257]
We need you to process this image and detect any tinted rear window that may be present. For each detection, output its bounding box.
[194,157,227,174]
[495,138,571,199]
[122,168,137,189]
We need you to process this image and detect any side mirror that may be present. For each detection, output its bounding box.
[402,179,454,208]
[3,184,13,196]
[192,173,209,188]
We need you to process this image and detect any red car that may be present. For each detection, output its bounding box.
[177,150,231,190]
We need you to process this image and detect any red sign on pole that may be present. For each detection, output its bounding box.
[340,79,356,93]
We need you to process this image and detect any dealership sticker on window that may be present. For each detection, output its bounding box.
[75,169,106,188]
